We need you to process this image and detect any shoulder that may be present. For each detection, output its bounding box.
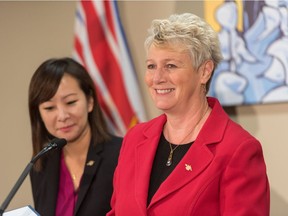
[118,115,165,154]
[102,135,123,152]
[126,114,166,136]
[208,97,259,144]
[226,118,259,144]
[108,135,123,144]
[212,117,263,160]
[205,97,262,153]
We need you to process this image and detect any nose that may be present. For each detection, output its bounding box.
[57,107,69,122]
[153,67,166,83]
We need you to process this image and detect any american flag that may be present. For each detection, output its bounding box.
[72,0,146,136]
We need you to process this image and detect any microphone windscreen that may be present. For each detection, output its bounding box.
[54,138,67,148]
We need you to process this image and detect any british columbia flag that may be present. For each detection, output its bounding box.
[72,0,146,136]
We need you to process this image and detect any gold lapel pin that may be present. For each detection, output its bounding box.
[86,160,95,166]
[185,164,192,171]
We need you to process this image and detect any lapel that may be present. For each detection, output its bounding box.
[147,98,229,208]
[74,140,102,214]
[135,115,166,211]
[149,139,214,206]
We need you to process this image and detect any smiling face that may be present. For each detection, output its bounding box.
[145,43,212,114]
[38,73,93,143]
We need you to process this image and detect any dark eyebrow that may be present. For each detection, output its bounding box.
[63,93,78,99]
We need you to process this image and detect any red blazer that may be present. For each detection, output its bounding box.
[108,97,269,216]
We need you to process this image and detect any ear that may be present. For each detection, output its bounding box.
[200,60,214,84]
[88,96,94,113]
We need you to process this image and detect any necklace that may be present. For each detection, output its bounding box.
[72,173,76,182]
[165,105,209,167]
[166,143,180,166]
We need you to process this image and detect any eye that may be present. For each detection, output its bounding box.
[147,64,156,70]
[166,64,177,69]
[43,106,54,111]
[67,100,77,105]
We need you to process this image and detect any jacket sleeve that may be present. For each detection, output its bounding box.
[106,134,128,216]
[220,138,270,215]
[29,169,37,207]
[106,167,118,216]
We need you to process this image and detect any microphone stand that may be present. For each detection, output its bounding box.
[0,141,61,215]
[0,163,34,216]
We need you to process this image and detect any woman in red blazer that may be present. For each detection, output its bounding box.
[108,13,269,216]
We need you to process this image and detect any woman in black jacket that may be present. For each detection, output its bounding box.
[28,57,122,216]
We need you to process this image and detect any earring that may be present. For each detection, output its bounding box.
[202,84,207,94]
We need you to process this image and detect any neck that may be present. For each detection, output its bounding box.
[62,127,91,191]
[64,126,91,157]
[165,103,210,144]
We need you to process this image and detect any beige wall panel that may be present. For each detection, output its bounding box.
[0,1,76,211]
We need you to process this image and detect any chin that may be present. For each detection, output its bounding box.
[57,135,72,142]
[155,104,170,111]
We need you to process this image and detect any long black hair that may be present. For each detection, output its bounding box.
[28,57,110,171]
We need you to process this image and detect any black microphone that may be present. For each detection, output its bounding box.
[0,138,67,215]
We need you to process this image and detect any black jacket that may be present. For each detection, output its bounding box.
[30,135,122,216]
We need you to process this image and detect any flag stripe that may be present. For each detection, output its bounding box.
[74,1,127,134]
[82,1,135,127]
[110,1,147,122]
[73,0,146,136]
[74,37,119,133]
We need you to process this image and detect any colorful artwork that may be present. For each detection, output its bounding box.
[206,0,288,106]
